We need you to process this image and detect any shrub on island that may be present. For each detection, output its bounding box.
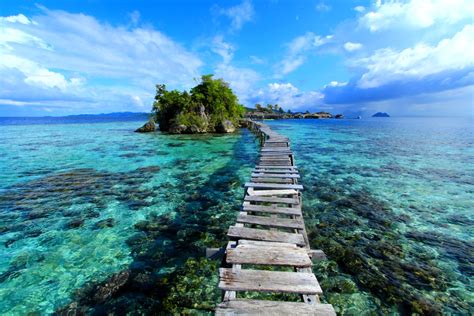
[151,74,244,134]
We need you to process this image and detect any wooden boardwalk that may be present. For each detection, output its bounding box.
[215,120,336,315]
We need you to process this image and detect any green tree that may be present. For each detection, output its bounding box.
[152,75,244,132]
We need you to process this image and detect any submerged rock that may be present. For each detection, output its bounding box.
[94,218,115,229]
[216,120,235,133]
[135,119,156,133]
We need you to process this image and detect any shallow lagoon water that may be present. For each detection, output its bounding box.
[0,117,472,314]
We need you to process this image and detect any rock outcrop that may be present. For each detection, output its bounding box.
[216,120,236,133]
[135,119,156,133]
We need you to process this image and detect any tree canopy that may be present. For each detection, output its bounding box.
[152,75,244,133]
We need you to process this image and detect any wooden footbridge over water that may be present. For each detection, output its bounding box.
[213,120,336,315]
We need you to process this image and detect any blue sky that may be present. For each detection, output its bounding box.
[0,0,473,116]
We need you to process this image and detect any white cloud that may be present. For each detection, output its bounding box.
[344,42,363,52]
[355,25,474,88]
[275,32,333,76]
[215,64,260,105]
[0,54,81,90]
[0,27,51,50]
[255,82,324,111]
[0,9,202,112]
[0,14,34,25]
[211,36,235,64]
[325,81,348,88]
[354,6,366,13]
[219,0,254,31]
[210,36,260,105]
[360,0,474,32]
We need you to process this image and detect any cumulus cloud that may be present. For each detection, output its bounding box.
[360,0,473,32]
[344,42,363,52]
[0,14,34,25]
[275,32,333,77]
[355,25,474,88]
[210,36,260,105]
[253,82,324,111]
[354,6,366,13]
[218,0,254,31]
[0,8,202,113]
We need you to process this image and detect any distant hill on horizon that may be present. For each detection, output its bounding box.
[372,112,390,117]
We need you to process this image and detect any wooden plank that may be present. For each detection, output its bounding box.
[256,165,297,169]
[243,204,302,216]
[260,153,292,157]
[251,177,294,184]
[216,300,336,316]
[218,268,322,294]
[237,214,304,229]
[259,162,292,166]
[227,226,305,245]
[226,244,312,267]
[244,195,300,205]
[261,148,293,152]
[252,173,300,178]
[260,157,291,161]
[247,189,299,196]
[253,169,299,174]
[238,239,297,248]
[245,182,303,190]
[264,139,289,143]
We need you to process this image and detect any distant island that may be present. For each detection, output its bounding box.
[245,105,344,120]
[372,112,390,117]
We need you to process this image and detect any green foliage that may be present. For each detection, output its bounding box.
[152,75,244,132]
[162,257,220,314]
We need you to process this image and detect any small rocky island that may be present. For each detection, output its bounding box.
[372,112,390,117]
[136,75,243,134]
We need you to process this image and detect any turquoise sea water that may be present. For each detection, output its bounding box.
[0,117,472,314]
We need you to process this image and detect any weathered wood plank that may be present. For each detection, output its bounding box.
[216,300,336,316]
[245,182,303,190]
[238,239,297,248]
[253,169,299,174]
[260,157,291,161]
[247,188,299,196]
[227,226,305,245]
[259,162,292,166]
[243,204,302,215]
[250,177,294,184]
[244,195,300,205]
[252,173,300,178]
[237,214,304,229]
[256,165,297,169]
[218,268,322,294]
[226,244,312,267]
[265,139,289,143]
[261,148,293,152]
[260,153,292,157]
